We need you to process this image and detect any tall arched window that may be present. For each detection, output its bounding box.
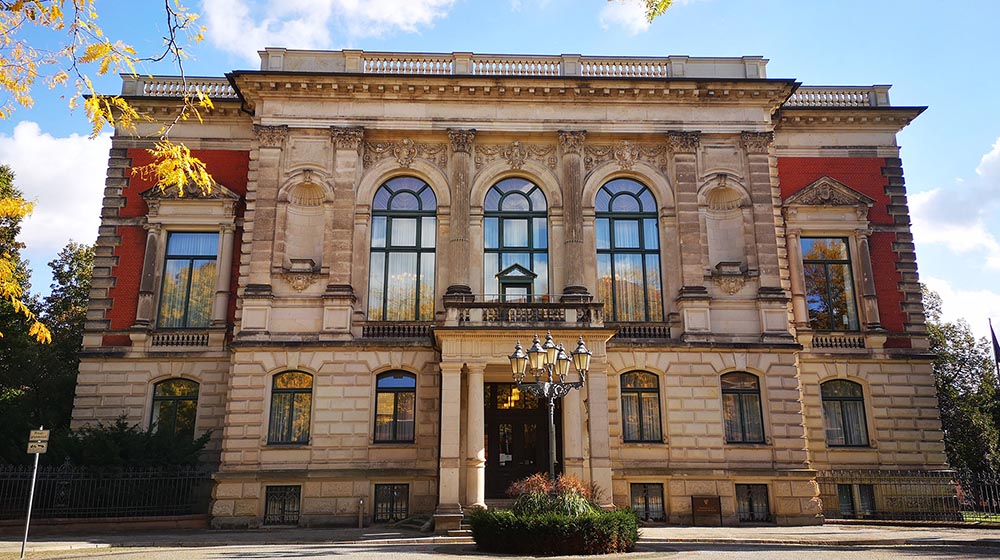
[484,178,548,300]
[596,179,663,321]
[373,371,417,443]
[821,379,869,447]
[151,378,199,437]
[721,372,765,443]
[269,372,313,444]
[620,371,662,442]
[368,177,437,321]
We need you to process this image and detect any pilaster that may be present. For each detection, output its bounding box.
[446,128,476,297]
[558,130,588,298]
[435,362,464,531]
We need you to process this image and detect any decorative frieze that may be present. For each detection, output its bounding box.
[741,131,773,154]
[331,127,365,150]
[474,141,556,170]
[447,128,476,154]
[254,125,288,148]
[557,130,587,154]
[363,138,448,169]
[666,131,701,153]
[584,141,666,171]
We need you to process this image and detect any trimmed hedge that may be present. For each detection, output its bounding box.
[469,508,639,555]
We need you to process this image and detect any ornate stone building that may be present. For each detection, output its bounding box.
[71,49,946,529]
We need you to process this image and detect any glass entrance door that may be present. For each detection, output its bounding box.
[484,383,561,498]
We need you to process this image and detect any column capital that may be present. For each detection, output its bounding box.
[557,130,587,154]
[666,130,700,153]
[254,124,288,148]
[447,128,476,154]
[741,131,774,154]
[331,126,365,150]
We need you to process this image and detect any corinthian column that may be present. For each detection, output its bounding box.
[558,130,588,301]
[446,128,476,298]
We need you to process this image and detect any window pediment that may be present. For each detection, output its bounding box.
[141,182,241,202]
[783,176,874,208]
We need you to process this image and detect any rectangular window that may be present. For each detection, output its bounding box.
[158,232,218,328]
[801,237,859,331]
[736,484,771,522]
[264,485,301,525]
[374,484,409,523]
[630,483,665,521]
[837,483,876,518]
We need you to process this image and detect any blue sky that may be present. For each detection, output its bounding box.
[2,0,999,337]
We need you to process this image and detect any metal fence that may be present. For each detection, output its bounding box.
[817,470,1000,523]
[0,463,213,520]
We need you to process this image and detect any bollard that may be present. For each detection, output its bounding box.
[358,497,364,529]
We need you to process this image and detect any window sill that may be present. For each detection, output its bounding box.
[265,442,311,447]
[725,442,770,448]
[622,440,667,446]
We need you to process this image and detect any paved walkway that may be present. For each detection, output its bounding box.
[1,523,999,554]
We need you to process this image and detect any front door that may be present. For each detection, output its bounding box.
[484,383,561,499]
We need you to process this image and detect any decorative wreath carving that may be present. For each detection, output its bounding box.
[474,141,556,169]
[363,138,447,169]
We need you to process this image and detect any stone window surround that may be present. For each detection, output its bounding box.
[367,367,421,447]
[147,375,201,434]
[719,371,769,446]
[132,188,239,348]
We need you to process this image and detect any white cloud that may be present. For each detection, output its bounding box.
[599,0,650,35]
[922,276,1000,342]
[201,0,456,63]
[910,134,1000,268]
[0,121,109,288]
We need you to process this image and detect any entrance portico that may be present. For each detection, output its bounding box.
[433,310,614,531]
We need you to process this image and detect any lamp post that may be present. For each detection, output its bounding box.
[508,331,592,482]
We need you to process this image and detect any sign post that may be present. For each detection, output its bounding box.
[21,427,48,560]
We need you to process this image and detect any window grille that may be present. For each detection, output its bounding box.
[736,484,771,522]
[374,484,409,523]
[630,483,665,521]
[264,485,301,525]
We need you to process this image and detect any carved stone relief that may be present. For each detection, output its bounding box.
[363,138,448,169]
[474,141,556,169]
[557,130,587,154]
[584,141,666,171]
[281,272,321,292]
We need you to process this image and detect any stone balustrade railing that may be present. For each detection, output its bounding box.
[786,85,892,107]
[121,76,238,98]
[444,295,605,327]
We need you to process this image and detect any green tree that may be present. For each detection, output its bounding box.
[923,286,1000,473]
[0,240,94,463]
[607,0,674,22]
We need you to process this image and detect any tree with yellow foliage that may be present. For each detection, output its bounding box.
[0,0,214,341]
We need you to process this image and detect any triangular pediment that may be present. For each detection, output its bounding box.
[496,263,536,281]
[783,176,875,207]
[141,181,240,201]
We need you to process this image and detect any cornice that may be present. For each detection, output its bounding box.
[775,106,925,132]
[227,72,797,113]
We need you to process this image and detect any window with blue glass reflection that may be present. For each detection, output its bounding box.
[368,177,437,321]
[595,179,662,322]
[484,178,548,299]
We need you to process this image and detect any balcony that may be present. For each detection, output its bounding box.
[798,331,887,352]
[443,294,605,328]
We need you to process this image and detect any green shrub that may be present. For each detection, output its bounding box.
[469,508,639,555]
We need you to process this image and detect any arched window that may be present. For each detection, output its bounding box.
[596,179,662,321]
[721,372,765,443]
[821,380,869,447]
[620,371,662,442]
[151,378,199,437]
[269,372,313,444]
[368,177,437,321]
[374,371,416,443]
[484,178,548,300]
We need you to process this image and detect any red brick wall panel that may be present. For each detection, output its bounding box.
[778,157,908,336]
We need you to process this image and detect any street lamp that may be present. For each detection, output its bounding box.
[508,331,592,481]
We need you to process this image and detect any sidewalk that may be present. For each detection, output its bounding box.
[2,523,999,554]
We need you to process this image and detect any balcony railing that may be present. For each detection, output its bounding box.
[121,76,238,98]
[362,322,432,339]
[150,331,210,348]
[444,294,604,327]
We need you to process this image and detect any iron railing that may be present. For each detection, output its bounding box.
[0,463,212,520]
[817,470,1000,523]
